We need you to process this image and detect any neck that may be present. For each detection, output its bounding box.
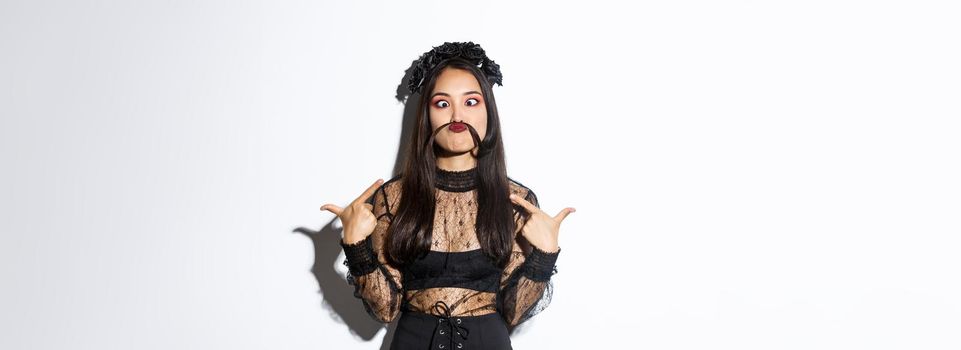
[436,152,477,171]
[434,155,479,192]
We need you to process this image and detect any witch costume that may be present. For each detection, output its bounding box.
[340,42,561,350]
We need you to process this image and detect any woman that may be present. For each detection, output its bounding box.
[321,41,575,350]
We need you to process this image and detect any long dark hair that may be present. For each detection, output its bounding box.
[384,58,524,269]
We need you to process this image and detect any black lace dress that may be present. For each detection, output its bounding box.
[340,166,561,350]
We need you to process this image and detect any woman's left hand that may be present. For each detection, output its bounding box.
[509,193,575,253]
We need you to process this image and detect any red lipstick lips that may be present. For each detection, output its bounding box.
[449,122,467,133]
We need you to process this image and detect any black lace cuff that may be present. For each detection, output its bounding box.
[522,245,560,282]
[340,235,379,276]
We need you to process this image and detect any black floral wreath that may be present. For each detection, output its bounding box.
[407,41,503,95]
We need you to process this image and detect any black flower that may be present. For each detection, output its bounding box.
[484,59,503,86]
[434,42,459,56]
[408,67,426,94]
[406,41,504,94]
[461,42,486,62]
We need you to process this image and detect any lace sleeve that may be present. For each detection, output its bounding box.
[339,182,405,323]
[496,187,561,332]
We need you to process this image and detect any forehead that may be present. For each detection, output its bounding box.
[431,68,481,93]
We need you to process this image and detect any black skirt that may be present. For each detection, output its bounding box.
[390,310,513,350]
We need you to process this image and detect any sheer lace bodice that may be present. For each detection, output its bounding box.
[340,166,561,331]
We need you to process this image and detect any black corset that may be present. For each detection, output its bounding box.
[403,249,500,292]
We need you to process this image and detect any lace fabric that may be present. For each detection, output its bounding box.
[340,166,560,331]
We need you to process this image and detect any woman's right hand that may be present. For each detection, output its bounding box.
[320,179,384,245]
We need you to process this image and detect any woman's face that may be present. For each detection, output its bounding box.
[428,67,488,155]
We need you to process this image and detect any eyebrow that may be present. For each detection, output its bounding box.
[431,91,483,98]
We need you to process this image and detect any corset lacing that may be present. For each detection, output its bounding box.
[430,300,469,349]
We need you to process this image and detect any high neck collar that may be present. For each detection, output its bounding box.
[435,165,478,192]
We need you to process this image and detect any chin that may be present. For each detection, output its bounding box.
[438,144,473,156]
[446,147,473,155]
[435,137,467,152]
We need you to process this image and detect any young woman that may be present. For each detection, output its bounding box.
[321,42,575,350]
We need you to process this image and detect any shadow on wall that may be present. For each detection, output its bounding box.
[291,66,422,349]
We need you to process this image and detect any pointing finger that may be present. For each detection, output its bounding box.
[509,193,538,213]
[352,178,384,206]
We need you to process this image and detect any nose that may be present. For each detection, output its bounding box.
[449,105,463,124]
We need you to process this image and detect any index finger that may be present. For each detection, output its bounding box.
[509,193,539,214]
[352,178,384,205]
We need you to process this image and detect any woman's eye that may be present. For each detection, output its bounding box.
[466,98,480,106]
[435,100,450,108]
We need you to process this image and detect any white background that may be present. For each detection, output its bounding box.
[2,0,959,349]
